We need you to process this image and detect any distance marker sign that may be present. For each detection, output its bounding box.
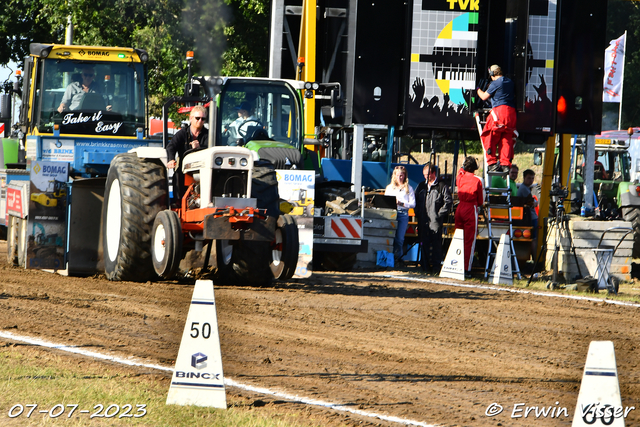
[166,280,226,408]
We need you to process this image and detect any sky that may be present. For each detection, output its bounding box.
[1,61,21,127]
[0,61,19,85]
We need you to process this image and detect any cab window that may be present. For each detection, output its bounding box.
[219,80,300,148]
[36,59,145,136]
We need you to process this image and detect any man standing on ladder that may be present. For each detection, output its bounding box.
[477,65,517,173]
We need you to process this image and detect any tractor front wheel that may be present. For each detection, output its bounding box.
[151,210,183,279]
[270,214,299,280]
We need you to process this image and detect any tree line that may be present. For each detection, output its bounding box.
[1,0,639,128]
[0,0,270,118]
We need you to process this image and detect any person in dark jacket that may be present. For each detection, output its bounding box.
[415,163,453,272]
[166,105,208,202]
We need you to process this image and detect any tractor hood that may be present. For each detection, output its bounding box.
[245,141,303,170]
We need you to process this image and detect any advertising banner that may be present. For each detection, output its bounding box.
[27,161,69,270]
[276,169,314,278]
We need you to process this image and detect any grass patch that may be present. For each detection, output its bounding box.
[0,346,318,427]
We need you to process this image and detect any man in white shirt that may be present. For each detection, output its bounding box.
[224,101,261,144]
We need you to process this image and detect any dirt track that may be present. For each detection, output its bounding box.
[1,240,640,426]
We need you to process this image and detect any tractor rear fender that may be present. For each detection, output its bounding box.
[619,185,640,209]
[128,147,168,165]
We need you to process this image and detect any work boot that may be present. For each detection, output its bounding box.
[488,163,501,172]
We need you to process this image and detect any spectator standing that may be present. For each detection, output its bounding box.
[385,166,416,264]
[415,163,453,273]
[454,157,484,278]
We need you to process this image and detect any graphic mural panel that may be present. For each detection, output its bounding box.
[405,1,480,129]
[405,0,558,136]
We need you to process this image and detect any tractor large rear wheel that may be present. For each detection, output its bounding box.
[251,160,280,217]
[229,241,273,286]
[223,160,279,286]
[103,154,168,281]
[270,214,299,280]
[622,206,640,258]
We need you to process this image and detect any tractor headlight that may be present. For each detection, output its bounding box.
[240,158,248,167]
[215,157,223,166]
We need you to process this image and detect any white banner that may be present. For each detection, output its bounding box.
[603,33,626,103]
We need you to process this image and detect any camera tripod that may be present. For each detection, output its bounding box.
[527,196,582,288]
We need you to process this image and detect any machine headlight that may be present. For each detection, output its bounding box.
[135,48,149,63]
[240,158,248,167]
[215,157,223,166]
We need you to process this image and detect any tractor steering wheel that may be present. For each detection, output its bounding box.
[237,119,262,138]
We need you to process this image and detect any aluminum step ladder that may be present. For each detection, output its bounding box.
[484,168,522,280]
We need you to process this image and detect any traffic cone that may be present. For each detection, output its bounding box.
[440,229,465,281]
[490,233,513,285]
[572,341,625,426]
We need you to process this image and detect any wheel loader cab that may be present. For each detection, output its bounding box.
[34,57,145,137]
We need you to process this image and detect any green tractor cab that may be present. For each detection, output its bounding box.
[214,77,305,169]
[570,135,640,257]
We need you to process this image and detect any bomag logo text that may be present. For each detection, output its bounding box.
[42,165,67,174]
[284,174,312,182]
[87,51,110,57]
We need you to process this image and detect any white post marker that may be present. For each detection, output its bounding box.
[572,341,626,427]
[166,280,227,409]
[489,233,513,285]
[440,228,465,281]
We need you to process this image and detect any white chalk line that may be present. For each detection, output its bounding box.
[380,273,640,308]
[0,330,438,427]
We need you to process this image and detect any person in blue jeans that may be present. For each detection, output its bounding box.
[385,166,416,263]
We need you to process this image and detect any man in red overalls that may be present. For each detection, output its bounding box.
[454,157,484,278]
[477,65,517,173]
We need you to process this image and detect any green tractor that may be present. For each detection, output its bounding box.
[569,138,640,257]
